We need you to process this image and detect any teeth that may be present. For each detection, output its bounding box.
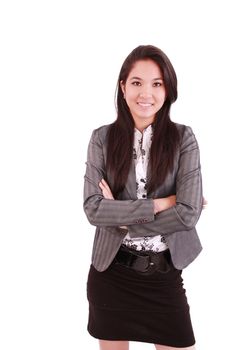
[138,103,152,107]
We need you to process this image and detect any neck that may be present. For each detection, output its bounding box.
[134,120,154,133]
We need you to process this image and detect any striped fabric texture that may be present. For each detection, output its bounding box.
[83,123,203,271]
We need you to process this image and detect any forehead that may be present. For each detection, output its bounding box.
[127,59,163,79]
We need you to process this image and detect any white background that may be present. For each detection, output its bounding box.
[0,1,232,349]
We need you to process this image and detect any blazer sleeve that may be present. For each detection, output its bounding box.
[83,128,155,227]
[128,126,203,237]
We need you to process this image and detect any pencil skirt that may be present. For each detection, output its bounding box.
[86,254,195,348]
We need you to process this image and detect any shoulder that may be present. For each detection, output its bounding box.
[90,124,112,144]
[174,122,197,139]
[173,122,199,149]
[174,122,192,134]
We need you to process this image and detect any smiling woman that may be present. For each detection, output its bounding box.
[120,60,166,131]
[83,45,203,350]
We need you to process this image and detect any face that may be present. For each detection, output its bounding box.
[121,59,166,130]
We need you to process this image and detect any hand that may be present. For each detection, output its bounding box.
[153,195,208,214]
[203,197,208,209]
[153,195,176,214]
[99,179,115,200]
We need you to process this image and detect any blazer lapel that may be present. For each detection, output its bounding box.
[146,161,163,199]
[125,160,137,199]
[147,160,177,199]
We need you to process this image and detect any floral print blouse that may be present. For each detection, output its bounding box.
[122,124,168,252]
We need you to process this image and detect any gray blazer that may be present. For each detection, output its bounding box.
[83,123,203,271]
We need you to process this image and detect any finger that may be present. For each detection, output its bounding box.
[102,189,112,199]
[99,179,114,199]
[99,180,107,189]
[99,182,111,197]
[203,197,208,208]
[100,179,113,196]
[101,179,111,191]
[203,197,208,204]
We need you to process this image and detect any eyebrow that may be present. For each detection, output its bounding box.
[129,76,163,81]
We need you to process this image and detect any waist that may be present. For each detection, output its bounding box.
[114,245,172,274]
[122,234,168,252]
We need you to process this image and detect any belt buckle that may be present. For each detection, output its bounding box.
[135,251,171,275]
[115,247,171,275]
[139,254,158,274]
[131,254,151,273]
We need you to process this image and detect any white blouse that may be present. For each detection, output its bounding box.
[122,125,168,252]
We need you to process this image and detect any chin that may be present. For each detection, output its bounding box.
[139,114,155,120]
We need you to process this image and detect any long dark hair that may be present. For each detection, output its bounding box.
[106,45,180,197]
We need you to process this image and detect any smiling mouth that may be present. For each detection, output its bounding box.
[137,102,154,107]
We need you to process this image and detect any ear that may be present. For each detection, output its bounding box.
[120,80,125,96]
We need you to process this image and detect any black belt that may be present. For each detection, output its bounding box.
[114,245,172,274]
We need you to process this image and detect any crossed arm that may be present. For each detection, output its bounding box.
[99,178,177,213]
[99,178,207,231]
[83,125,204,237]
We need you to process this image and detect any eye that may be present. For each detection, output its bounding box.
[153,82,163,87]
[132,81,141,86]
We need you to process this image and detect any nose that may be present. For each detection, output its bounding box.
[139,85,153,98]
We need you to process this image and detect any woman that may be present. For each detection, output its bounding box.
[83,45,203,350]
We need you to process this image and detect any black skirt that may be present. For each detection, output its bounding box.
[87,250,195,348]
